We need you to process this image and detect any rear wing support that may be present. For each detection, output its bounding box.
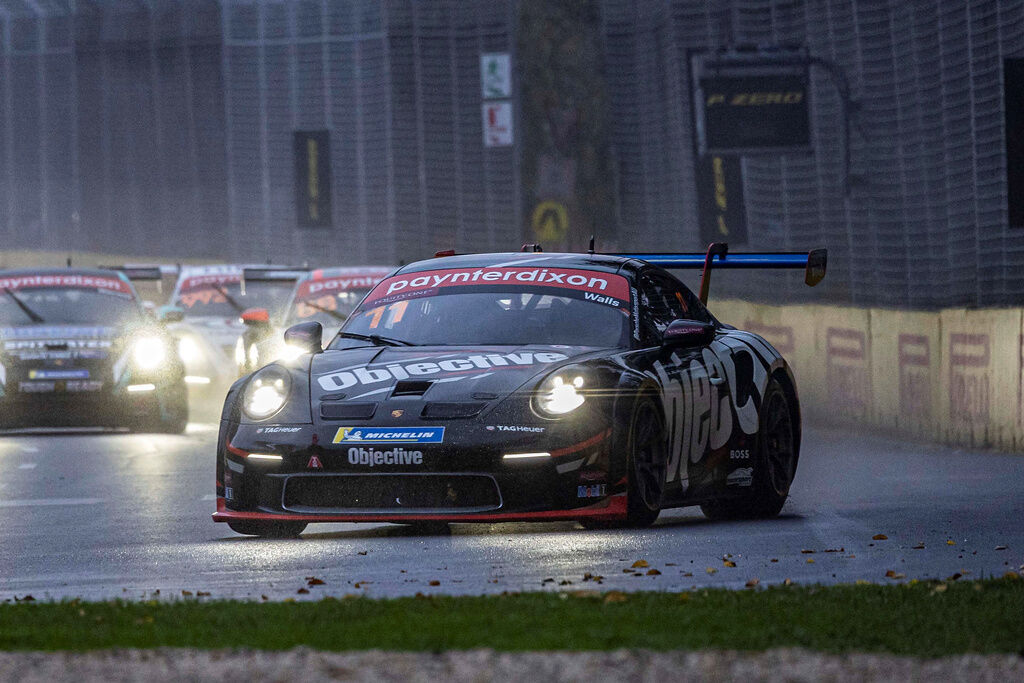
[614,243,827,304]
[240,267,309,295]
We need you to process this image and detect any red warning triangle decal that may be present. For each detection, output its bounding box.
[307,455,323,469]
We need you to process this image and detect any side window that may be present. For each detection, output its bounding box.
[637,271,711,346]
[638,273,687,346]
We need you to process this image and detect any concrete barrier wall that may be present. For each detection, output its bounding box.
[713,299,1023,452]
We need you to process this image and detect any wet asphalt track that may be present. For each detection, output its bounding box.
[0,421,1022,601]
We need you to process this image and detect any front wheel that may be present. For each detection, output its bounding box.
[701,378,797,520]
[227,521,307,538]
[583,395,665,529]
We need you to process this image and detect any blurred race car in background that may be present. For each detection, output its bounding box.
[0,268,187,432]
[213,244,826,536]
[162,264,303,416]
[236,266,394,376]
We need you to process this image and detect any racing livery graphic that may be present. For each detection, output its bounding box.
[213,246,826,536]
[0,269,187,432]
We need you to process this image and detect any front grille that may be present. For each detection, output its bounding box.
[420,401,485,418]
[320,402,377,420]
[281,474,501,513]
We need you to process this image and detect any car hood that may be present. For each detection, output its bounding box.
[309,345,602,403]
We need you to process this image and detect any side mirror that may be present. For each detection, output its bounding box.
[241,307,270,325]
[283,321,323,355]
[158,305,185,323]
[662,320,715,349]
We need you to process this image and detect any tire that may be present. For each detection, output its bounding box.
[582,394,666,529]
[701,378,797,520]
[227,521,307,538]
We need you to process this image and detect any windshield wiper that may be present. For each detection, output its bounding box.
[301,299,348,323]
[3,288,44,323]
[337,331,416,347]
[211,283,245,314]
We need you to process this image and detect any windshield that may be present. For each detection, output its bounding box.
[286,289,372,328]
[335,266,632,348]
[173,278,294,318]
[0,286,142,326]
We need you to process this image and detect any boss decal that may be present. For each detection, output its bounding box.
[333,426,445,444]
[317,351,568,391]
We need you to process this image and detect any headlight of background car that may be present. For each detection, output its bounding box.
[534,369,587,416]
[178,335,201,364]
[242,365,292,420]
[132,335,167,370]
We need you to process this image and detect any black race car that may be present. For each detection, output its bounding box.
[213,245,826,536]
[0,269,187,432]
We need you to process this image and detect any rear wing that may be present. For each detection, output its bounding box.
[100,264,180,295]
[613,243,827,304]
[240,267,309,294]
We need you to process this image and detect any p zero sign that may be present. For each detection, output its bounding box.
[294,130,332,228]
[694,58,812,155]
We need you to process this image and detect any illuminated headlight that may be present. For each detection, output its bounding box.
[178,336,201,364]
[277,344,305,362]
[535,371,586,416]
[235,337,245,366]
[242,366,291,420]
[132,336,167,370]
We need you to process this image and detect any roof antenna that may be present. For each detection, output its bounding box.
[66,256,72,267]
[587,235,595,255]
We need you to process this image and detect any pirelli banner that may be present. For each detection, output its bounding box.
[294,130,333,228]
[693,56,812,155]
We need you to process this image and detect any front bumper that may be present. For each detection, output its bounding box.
[213,419,627,523]
[0,386,172,428]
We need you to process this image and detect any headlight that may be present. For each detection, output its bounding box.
[242,366,291,420]
[235,337,246,366]
[132,336,167,370]
[535,371,586,416]
[248,343,259,367]
[277,344,305,362]
[178,336,201,364]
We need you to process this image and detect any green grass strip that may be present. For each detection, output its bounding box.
[1,579,1022,655]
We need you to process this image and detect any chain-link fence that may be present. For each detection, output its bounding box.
[0,1,1020,308]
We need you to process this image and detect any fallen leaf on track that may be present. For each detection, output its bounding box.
[885,570,906,579]
[912,543,925,550]
[873,534,889,540]
[706,567,717,575]
[428,580,440,586]
[946,540,956,546]
[745,578,760,588]
[806,558,815,564]
[631,560,649,568]
[647,569,661,576]
[800,549,815,554]
[783,578,793,586]
[995,545,1008,551]
[723,560,736,568]
[307,578,325,586]
[297,588,309,594]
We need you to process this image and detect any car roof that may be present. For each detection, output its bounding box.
[0,267,131,280]
[303,265,395,281]
[393,252,641,277]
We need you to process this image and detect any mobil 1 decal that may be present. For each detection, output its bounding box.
[362,267,631,308]
[645,331,781,486]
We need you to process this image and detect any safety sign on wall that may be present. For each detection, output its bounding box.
[480,53,512,99]
[531,200,568,242]
[483,102,514,147]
